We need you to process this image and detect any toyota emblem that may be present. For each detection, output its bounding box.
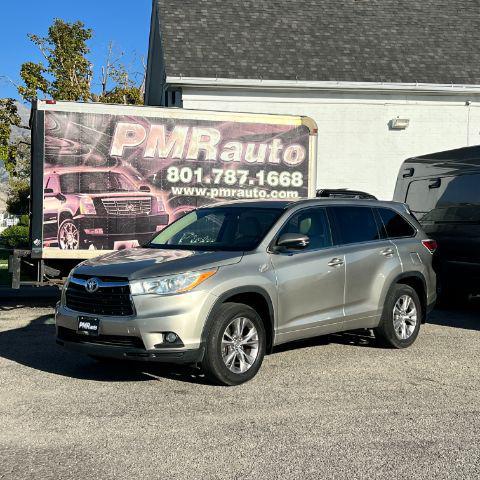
[85,277,100,293]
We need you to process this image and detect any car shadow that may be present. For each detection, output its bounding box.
[0,311,211,385]
[427,297,480,331]
[3,301,478,384]
[273,328,379,354]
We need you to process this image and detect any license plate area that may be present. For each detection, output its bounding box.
[77,316,100,336]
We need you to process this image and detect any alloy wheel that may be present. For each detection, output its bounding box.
[221,317,259,374]
[392,294,418,340]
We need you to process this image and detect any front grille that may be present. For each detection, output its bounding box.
[65,275,134,316]
[101,197,151,216]
[57,326,144,349]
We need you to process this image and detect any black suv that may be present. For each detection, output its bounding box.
[394,145,480,300]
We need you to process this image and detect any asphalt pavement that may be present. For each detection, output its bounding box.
[0,299,479,479]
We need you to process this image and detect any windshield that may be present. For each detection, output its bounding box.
[148,207,284,251]
[59,172,136,194]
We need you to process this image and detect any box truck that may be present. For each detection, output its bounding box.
[10,100,317,287]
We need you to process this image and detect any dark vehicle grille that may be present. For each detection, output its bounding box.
[57,326,144,349]
[65,275,134,316]
[101,197,151,216]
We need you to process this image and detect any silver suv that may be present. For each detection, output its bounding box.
[56,199,437,385]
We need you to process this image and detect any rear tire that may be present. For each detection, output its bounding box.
[375,284,422,348]
[201,302,266,386]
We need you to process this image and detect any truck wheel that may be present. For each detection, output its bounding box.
[374,284,422,348]
[58,219,80,250]
[201,302,266,386]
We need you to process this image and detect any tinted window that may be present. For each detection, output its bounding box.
[378,208,415,238]
[331,206,380,244]
[149,207,282,251]
[406,174,480,224]
[429,174,480,223]
[278,208,332,250]
[405,180,437,221]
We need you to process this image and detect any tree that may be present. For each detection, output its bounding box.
[17,21,144,105]
[6,177,30,215]
[0,99,30,216]
[6,18,144,219]
[92,42,144,105]
[0,98,21,174]
[18,19,93,102]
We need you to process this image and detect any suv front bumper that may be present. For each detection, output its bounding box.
[56,333,205,363]
[55,288,217,364]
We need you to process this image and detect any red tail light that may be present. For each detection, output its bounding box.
[422,239,438,253]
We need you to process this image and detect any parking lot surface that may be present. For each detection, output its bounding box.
[0,300,479,480]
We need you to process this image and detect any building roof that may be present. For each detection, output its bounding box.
[149,0,480,85]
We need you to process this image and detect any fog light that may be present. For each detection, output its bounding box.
[165,332,178,343]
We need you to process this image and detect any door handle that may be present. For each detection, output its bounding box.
[381,248,395,257]
[328,257,344,267]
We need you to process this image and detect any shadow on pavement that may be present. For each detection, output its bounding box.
[428,297,480,331]
[0,287,60,309]
[273,328,378,354]
[0,312,211,385]
[1,300,478,383]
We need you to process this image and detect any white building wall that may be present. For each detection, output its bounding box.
[179,87,480,199]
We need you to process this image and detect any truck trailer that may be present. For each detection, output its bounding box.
[10,100,317,287]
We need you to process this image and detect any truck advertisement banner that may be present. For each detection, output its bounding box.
[40,108,313,253]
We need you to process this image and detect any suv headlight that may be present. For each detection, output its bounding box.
[130,269,217,296]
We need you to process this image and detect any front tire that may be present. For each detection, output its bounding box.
[375,284,422,348]
[201,302,266,386]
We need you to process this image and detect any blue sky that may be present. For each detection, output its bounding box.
[0,0,152,101]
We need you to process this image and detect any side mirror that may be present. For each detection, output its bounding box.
[275,233,309,251]
[44,188,54,195]
[139,185,151,192]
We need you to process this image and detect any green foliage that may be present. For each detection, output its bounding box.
[0,99,21,169]
[94,45,144,105]
[0,98,31,215]
[104,63,143,105]
[8,18,145,221]
[18,62,49,103]
[0,225,30,249]
[6,178,30,215]
[100,86,144,105]
[19,214,30,226]
[10,141,31,180]
[18,19,93,102]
